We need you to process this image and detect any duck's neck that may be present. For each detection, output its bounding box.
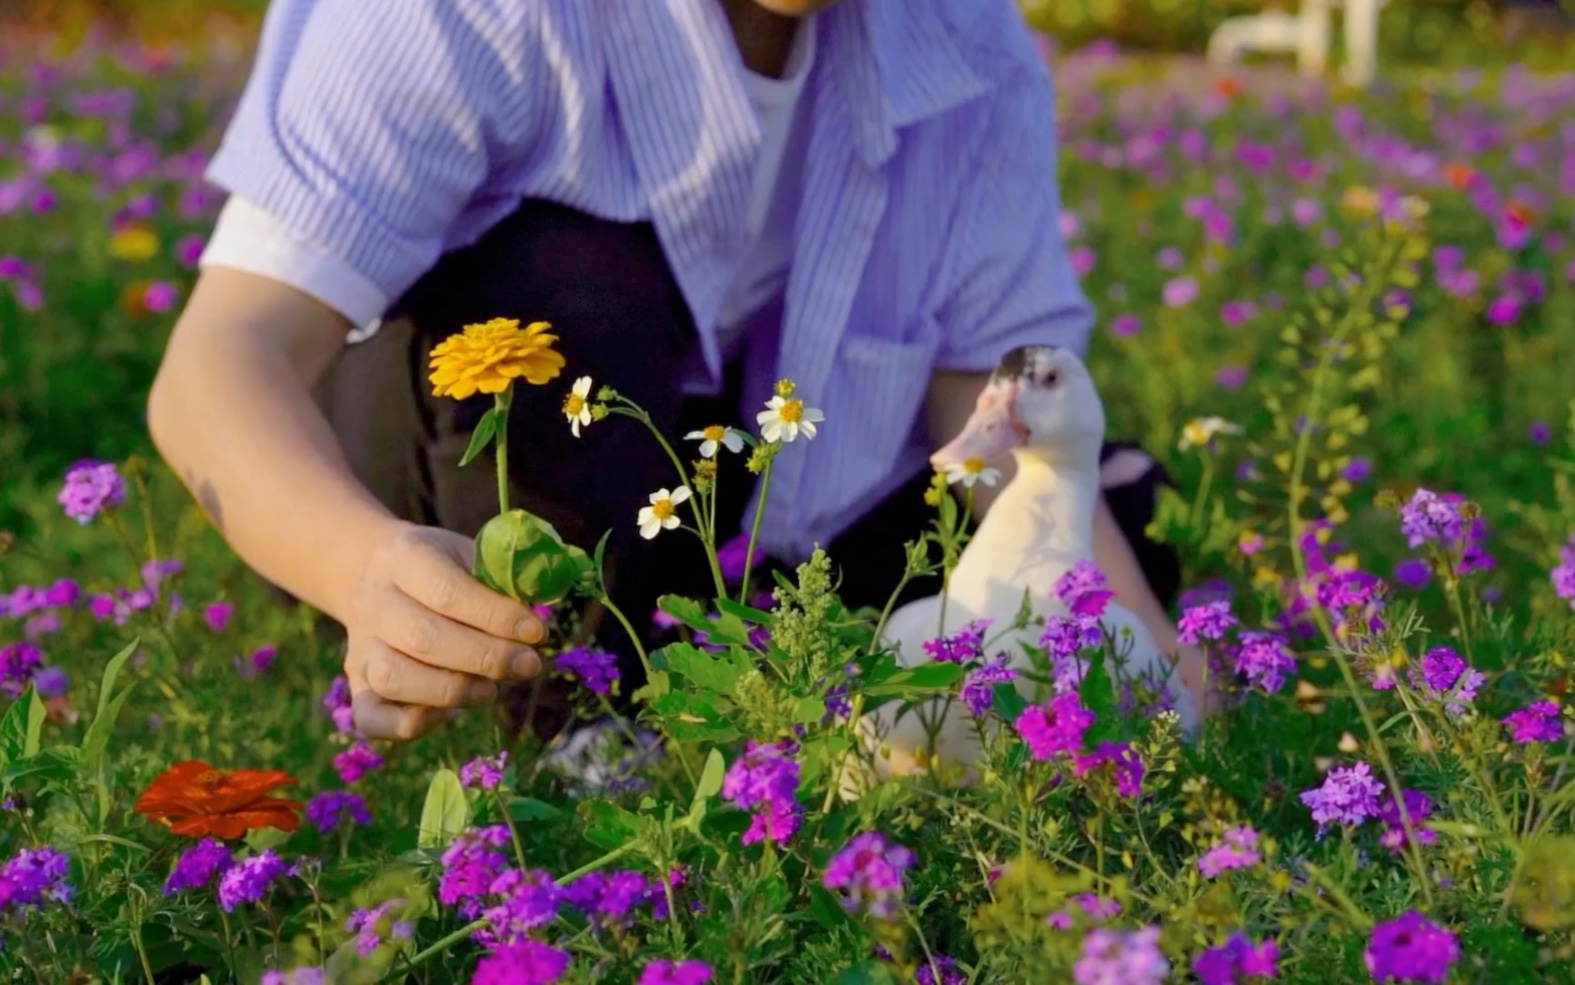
[954,450,1100,591]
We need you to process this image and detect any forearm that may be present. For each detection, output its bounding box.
[1092,494,1176,645]
[147,270,403,624]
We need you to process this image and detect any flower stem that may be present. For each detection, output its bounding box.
[495,788,529,872]
[739,456,774,605]
[598,594,651,683]
[495,388,514,514]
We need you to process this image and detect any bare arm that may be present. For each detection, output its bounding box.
[149,268,392,621]
[148,268,545,738]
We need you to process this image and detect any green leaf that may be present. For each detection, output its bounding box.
[82,683,135,779]
[3,746,80,788]
[592,530,613,586]
[1079,653,1119,746]
[417,769,471,849]
[660,643,750,695]
[509,797,562,823]
[991,681,1028,722]
[656,595,710,632]
[473,509,593,605]
[0,687,42,768]
[631,669,671,703]
[457,407,500,467]
[715,597,773,625]
[244,825,293,853]
[96,638,139,721]
[693,749,725,805]
[860,662,963,697]
[793,696,828,724]
[579,799,647,851]
[702,610,759,648]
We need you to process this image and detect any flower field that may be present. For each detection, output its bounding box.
[4,27,1575,985]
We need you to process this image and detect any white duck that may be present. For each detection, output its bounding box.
[848,345,1198,789]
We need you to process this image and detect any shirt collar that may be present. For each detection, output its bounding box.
[822,0,991,166]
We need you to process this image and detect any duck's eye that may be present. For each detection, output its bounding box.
[1037,369,1060,387]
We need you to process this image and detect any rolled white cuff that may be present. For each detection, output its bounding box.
[200,196,390,331]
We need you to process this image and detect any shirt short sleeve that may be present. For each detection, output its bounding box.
[932,58,1093,371]
[203,0,528,320]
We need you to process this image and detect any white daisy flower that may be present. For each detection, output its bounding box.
[637,486,692,540]
[684,424,745,459]
[1178,416,1243,451]
[943,457,1001,489]
[562,376,594,438]
[757,395,824,444]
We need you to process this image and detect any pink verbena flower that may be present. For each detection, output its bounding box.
[1193,934,1278,984]
[333,743,384,784]
[1502,700,1562,744]
[1015,693,1094,759]
[471,940,571,985]
[1299,762,1385,833]
[460,751,510,790]
[1071,741,1145,796]
[1178,600,1236,645]
[1073,926,1169,985]
[922,619,992,664]
[721,741,801,847]
[823,832,914,919]
[58,460,124,524]
[1055,560,1114,617]
[638,960,714,985]
[1198,826,1261,878]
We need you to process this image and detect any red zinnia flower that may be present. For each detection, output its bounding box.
[134,761,302,839]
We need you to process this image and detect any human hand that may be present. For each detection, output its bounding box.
[343,523,546,740]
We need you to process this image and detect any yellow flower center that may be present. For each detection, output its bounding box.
[651,499,676,521]
[703,425,727,442]
[564,393,586,417]
[778,399,804,423]
[963,457,986,474]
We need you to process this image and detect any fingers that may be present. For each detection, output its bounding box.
[360,637,499,709]
[376,591,541,682]
[350,686,448,741]
[392,535,546,644]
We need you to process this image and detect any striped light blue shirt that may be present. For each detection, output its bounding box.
[204,0,1093,561]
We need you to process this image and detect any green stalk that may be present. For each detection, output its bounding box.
[495,387,514,514]
[739,456,774,605]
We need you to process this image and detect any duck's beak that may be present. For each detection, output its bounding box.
[931,379,1028,470]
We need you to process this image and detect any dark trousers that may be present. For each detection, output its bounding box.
[316,200,1179,726]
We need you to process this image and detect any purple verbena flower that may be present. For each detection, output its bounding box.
[202,602,235,633]
[1299,762,1385,833]
[163,838,234,895]
[1231,631,1296,694]
[1055,560,1114,617]
[1016,693,1094,759]
[471,940,572,985]
[922,618,992,664]
[438,826,511,917]
[217,850,290,912]
[555,647,620,695]
[1363,911,1459,983]
[344,898,412,956]
[478,868,561,946]
[1378,790,1438,855]
[1178,601,1236,645]
[914,956,966,985]
[1073,926,1169,985]
[823,832,913,920]
[1503,700,1562,744]
[1409,647,1484,717]
[259,970,325,985]
[0,642,44,698]
[1071,741,1145,796]
[1046,893,1122,930]
[1399,489,1464,549]
[58,460,125,524]
[305,791,371,833]
[1193,934,1278,984]
[333,743,384,784]
[638,960,714,985]
[0,846,73,909]
[1198,826,1262,878]
[321,675,356,734]
[960,656,1017,717]
[460,751,510,790]
[1041,614,1103,659]
[721,741,802,847]
[563,869,649,925]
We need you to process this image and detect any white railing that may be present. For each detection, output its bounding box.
[1205,0,1385,87]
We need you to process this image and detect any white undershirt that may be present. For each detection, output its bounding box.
[714,17,816,356]
[201,19,816,352]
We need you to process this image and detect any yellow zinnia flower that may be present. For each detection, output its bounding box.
[428,318,566,400]
[108,225,160,262]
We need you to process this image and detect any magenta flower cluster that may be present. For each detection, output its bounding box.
[1363,911,1459,983]
[333,742,384,784]
[460,751,510,790]
[922,618,992,664]
[1071,741,1146,797]
[1193,934,1278,984]
[1072,926,1169,985]
[1198,826,1261,878]
[1552,536,1575,611]
[1502,700,1562,743]
[1016,693,1095,759]
[57,459,125,524]
[1408,647,1484,717]
[822,832,914,919]
[959,656,1018,717]
[1055,559,1115,617]
[721,741,802,847]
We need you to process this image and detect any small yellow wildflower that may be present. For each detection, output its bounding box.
[774,379,797,398]
[562,376,594,437]
[923,485,943,507]
[942,457,1000,489]
[637,487,691,540]
[684,424,744,459]
[428,318,565,400]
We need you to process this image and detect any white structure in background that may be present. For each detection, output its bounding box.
[1206,0,1384,88]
